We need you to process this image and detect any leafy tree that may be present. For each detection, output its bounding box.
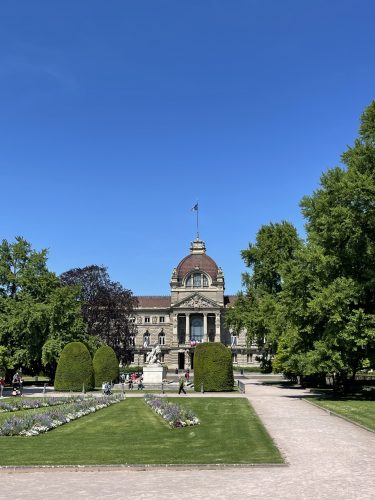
[93,345,119,387]
[194,343,234,391]
[274,101,375,390]
[60,265,138,364]
[230,101,375,390]
[54,342,94,391]
[0,237,87,378]
[226,222,301,370]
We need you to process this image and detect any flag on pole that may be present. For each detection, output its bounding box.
[191,203,198,211]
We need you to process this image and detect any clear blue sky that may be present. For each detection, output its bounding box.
[1,1,374,295]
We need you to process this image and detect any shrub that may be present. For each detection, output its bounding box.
[54,342,94,391]
[93,345,119,387]
[194,343,234,392]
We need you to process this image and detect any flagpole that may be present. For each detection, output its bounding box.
[196,204,199,239]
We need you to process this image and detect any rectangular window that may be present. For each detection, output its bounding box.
[160,353,165,363]
[159,335,165,345]
[231,335,238,346]
[193,274,201,287]
[232,352,237,363]
[144,317,150,323]
[159,316,165,323]
[247,353,253,363]
[143,353,148,363]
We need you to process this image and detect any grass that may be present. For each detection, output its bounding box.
[311,398,375,431]
[0,397,283,466]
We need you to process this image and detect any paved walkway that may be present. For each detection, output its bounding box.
[1,380,375,499]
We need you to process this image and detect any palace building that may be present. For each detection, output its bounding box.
[132,239,258,369]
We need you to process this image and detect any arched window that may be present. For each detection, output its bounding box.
[159,330,165,345]
[186,272,208,288]
[143,331,150,347]
[231,333,238,347]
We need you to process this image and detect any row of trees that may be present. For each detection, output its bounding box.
[227,101,375,391]
[0,238,137,380]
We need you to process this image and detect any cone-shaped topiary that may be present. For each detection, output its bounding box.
[194,342,234,392]
[54,342,94,391]
[93,345,119,387]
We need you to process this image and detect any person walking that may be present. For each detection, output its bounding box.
[178,376,186,395]
[0,376,5,398]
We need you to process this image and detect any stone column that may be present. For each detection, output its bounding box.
[172,314,178,347]
[215,312,221,341]
[185,313,190,344]
[203,313,208,342]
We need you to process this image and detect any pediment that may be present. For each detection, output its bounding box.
[173,292,219,310]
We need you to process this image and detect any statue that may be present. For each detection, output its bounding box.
[146,344,162,365]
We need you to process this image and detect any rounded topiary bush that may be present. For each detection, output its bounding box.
[194,342,234,392]
[93,345,119,387]
[54,342,94,391]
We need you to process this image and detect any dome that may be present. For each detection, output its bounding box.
[175,240,219,283]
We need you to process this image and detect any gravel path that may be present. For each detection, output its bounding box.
[1,380,374,499]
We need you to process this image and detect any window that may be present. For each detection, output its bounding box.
[160,353,165,363]
[159,316,165,323]
[143,331,150,347]
[186,273,209,288]
[231,334,238,347]
[129,335,135,346]
[193,273,201,287]
[247,353,253,363]
[144,317,150,324]
[232,352,237,363]
[143,353,148,363]
[159,331,165,345]
[190,315,203,342]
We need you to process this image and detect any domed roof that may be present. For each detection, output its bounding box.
[175,240,219,283]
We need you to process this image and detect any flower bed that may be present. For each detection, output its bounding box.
[144,394,199,428]
[0,394,123,436]
[0,396,86,413]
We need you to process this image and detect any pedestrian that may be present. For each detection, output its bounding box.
[137,375,144,390]
[178,376,186,395]
[0,376,5,398]
[12,372,20,395]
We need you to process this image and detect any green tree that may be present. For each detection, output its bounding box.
[0,237,88,379]
[93,345,119,387]
[274,101,375,390]
[54,341,94,391]
[194,343,234,392]
[226,222,301,370]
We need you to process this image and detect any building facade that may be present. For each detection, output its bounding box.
[132,239,258,369]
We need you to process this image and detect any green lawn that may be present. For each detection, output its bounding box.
[311,399,375,431]
[0,397,283,465]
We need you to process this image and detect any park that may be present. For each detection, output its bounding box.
[1,2,375,498]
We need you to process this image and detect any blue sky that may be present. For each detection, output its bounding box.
[1,1,374,295]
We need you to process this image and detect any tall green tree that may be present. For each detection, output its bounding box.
[226,221,301,370]
[274,101,375,389]
[0,237,86,378]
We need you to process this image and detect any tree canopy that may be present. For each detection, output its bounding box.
[228,101,375,388]
[60,265,138,364]
[0,237,86,378]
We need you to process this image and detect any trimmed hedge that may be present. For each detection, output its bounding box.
[194,343,234,392]
[54,342,94,391]
[93,345,119,387]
